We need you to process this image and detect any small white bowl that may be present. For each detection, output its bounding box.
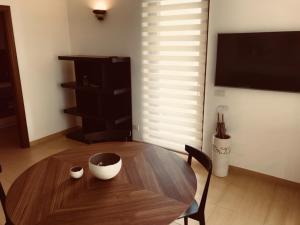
[89,153,122,180]
[70,166,84,179]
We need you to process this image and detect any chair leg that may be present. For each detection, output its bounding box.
[184,217,188,225]
[199,215,205,225]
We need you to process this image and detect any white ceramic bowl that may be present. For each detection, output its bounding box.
[88,153,122,180]
[70,166,84,179]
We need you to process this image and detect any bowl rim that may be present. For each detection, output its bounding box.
[88,152,122,167]
[70,166,84,173]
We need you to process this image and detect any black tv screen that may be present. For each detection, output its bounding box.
[215,31,300,92]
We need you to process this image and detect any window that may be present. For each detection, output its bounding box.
[141,0,209,152]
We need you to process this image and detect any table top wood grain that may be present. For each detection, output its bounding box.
[5,142,197,225]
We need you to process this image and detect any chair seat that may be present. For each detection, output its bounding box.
[178,199,199,219]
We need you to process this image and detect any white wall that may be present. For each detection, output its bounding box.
[0,0,75,141]
[203,0,300,183]
[66,0,142,140]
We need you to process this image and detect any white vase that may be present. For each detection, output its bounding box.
[212,135,231,177]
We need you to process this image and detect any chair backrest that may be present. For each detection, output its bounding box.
[185,145,212,217]
[0,164,11,224]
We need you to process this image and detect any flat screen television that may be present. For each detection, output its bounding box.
[215,31,300,92]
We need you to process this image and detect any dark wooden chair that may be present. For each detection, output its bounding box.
[0,165,13,225]
[178,145,212,225]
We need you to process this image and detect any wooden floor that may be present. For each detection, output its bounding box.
[0,126,299,225]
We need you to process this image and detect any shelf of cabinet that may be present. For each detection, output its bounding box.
[58,55,130,63]
[61,82,130,96]
[63,107,131,123]
[61,82,101,92]
[0,108,14,119]
[63,107,99,120]
[0,82,12,89]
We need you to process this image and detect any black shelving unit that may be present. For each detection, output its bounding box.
[59,55,132,144]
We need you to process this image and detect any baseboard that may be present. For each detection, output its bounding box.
[30,126,79,147]
[229,165,300,188]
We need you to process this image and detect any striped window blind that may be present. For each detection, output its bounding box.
[141,0,209,152]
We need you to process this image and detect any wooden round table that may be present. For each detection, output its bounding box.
[6,142,197,225]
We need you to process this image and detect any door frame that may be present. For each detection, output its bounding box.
[0,5,29,148]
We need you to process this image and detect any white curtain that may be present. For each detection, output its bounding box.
[141,0,209,152]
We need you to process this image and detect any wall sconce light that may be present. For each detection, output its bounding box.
[93,10,107,21]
